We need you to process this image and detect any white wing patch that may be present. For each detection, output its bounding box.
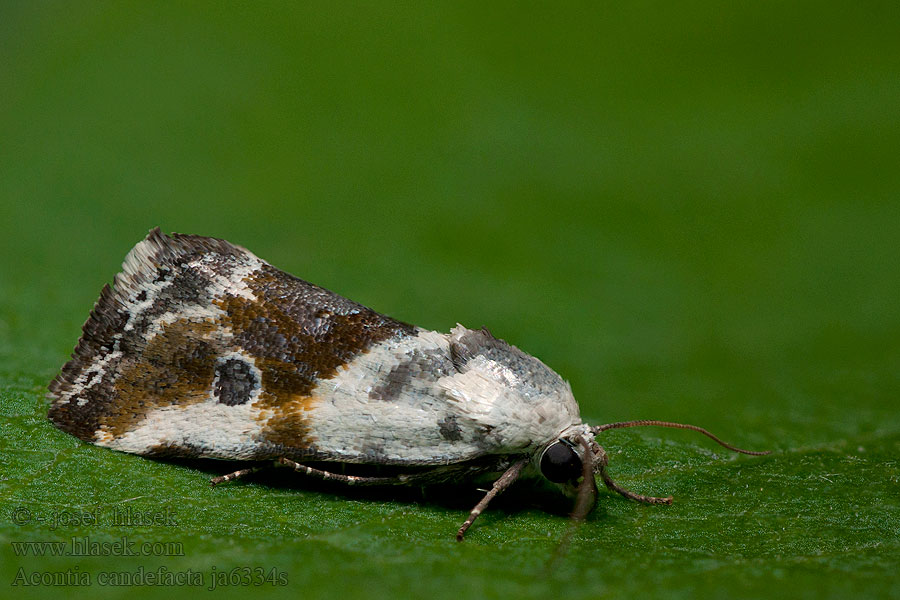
[100,401,266,459]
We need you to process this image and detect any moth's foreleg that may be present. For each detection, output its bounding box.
[456,458,529,542]
[276,457,425,486]
[210,466,266,487]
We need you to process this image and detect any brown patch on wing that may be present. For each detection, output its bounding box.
[216,264,416,446]
[144,442,205,458]
[99,318,221,437]
[258,398,316,448]
[219,265,415,400]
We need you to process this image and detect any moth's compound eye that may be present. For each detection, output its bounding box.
[540,440,583,483]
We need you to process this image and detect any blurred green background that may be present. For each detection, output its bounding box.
[2,2,899,599]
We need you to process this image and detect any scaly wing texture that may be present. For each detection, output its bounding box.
[48,228,417,461]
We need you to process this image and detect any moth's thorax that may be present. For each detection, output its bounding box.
[439,325,581,451]
[305,325,582,464]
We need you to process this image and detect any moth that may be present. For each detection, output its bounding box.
[48,228,768,540]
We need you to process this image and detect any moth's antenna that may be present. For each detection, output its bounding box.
[593,442,673,504]
[591,420,770,456]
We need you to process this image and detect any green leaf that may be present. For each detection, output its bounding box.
[2,2,899,599]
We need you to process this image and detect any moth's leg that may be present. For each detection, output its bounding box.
[456,458,529,542]
[277,457,430,486]
[209,466,266,487]
[572,437,599,520]
[594,444,672,505]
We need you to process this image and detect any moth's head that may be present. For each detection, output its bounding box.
[536,434,600,504]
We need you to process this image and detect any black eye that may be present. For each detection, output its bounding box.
[540,441,583,483]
